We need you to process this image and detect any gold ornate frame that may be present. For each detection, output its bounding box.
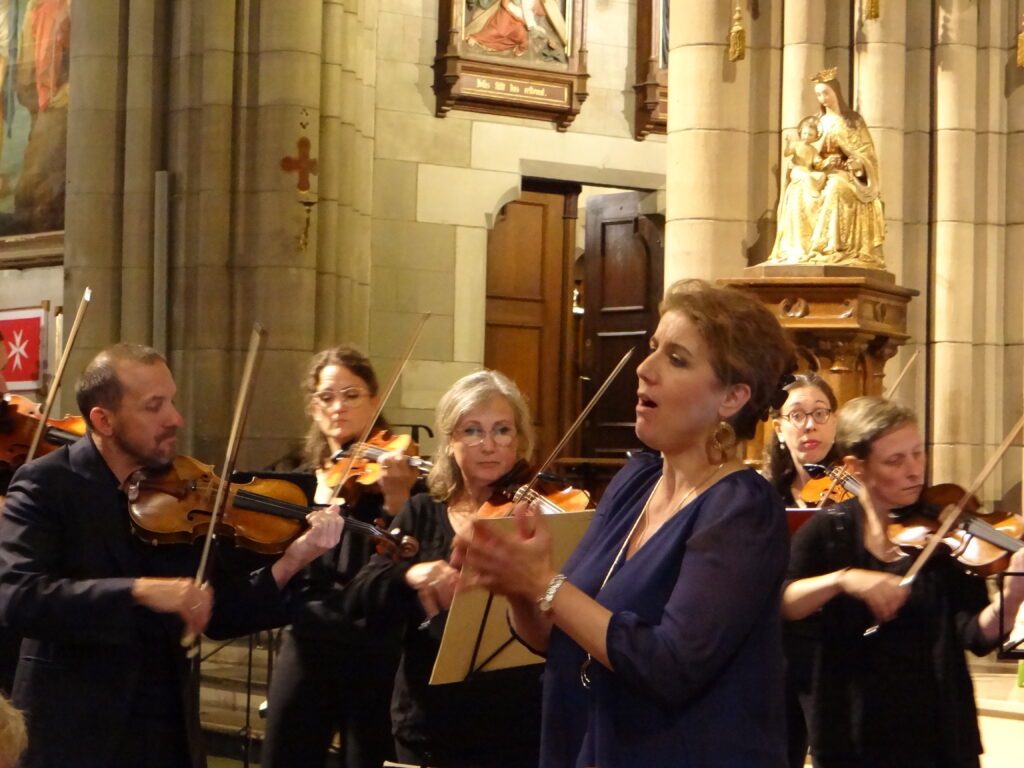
[434,0,590,131]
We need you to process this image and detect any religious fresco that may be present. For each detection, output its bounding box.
[434,0,588,130]
[463,0,570,66]
[0,0,69,238]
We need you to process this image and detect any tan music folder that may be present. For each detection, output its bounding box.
[430,510,594,685]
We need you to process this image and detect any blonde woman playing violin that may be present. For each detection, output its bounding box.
[347,369,544,768]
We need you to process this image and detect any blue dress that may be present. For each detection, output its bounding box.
[540,452,788,767]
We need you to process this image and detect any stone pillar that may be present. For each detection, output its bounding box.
[119,0,169,344]
[317,0,376,349]
[1008,3,1024,490]
[929,1,980,489]
[853,1,915,406]
[901,2,933,417]
[165,1,243,459]
[781,1,826,134]
[664,0,751,281]
[233,0,325,464]
[65,0,129,380]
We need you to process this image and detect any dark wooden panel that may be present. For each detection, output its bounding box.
[486,200,546,301]
[581,192,664,459]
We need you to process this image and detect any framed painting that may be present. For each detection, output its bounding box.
[634,0,667,139]
[434,0,589,131]
[0,0,69,262]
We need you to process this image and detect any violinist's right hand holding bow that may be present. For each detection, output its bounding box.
[405,560,459,622]
[782,567,909,624]
[131,577,213,637]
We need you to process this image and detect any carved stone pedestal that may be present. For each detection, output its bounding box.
[721,265,919,405]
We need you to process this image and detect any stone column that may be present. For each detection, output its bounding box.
[65,0,129,379]
[1008,3,1024,488]
[120,0,169,344]
[853,1,915,406]
[233,0,325,464]
[781,1,826,134]
[317,0,377,349]
[929,0,980,488]
[165,0,243,458]
[901,2,933,417]
[664,0,751,281]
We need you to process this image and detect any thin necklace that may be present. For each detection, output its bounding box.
[632,462,725,553]
[579,461,725,688]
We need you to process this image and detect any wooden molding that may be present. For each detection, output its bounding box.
[434,0,589,131]
[634,0,667,139]
[0,231,65,269]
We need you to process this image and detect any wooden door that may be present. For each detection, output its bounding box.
[484,188,577,461]
[579,192,664,459]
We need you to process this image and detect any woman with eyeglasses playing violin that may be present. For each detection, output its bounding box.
[764,372,841,768]
[261,346,420,768]
[765,372,840,509]
[346,369,544,768]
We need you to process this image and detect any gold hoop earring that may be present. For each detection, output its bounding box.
[709,420,737,460]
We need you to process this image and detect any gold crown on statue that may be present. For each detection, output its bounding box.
[811,67,838,84]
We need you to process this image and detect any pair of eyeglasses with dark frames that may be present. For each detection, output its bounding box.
[780,408,833,427]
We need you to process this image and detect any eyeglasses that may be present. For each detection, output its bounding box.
[453,424,517,448]
[311,387,370,408]
[780,408,833,427]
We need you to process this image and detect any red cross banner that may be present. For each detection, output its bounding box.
[0,307,47,390]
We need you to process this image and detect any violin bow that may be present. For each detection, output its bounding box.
[517,347,635,502]
[26,287,91,462]
[183,323,266,653]
[864,410,1024,636]
[882,348,920,400]
[329,313,431,502]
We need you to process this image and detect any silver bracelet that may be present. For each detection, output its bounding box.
[538,573,568,614]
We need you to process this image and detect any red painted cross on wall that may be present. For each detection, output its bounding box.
[281,137,318,193]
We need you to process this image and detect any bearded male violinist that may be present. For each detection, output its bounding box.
[0,343,343,768]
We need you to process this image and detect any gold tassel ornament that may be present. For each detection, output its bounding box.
[866,0,879,21]
[1018,15,1024,68]
[728,5,745,62]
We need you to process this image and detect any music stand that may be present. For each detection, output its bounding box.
[430,510,594,685]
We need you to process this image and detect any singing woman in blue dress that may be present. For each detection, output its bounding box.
[462,279,796,767]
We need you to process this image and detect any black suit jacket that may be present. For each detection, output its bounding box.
[0,435,296,767]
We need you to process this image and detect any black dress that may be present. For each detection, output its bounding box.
[260,469,408,768]
[786,499,995,768]
[348,492,542,768]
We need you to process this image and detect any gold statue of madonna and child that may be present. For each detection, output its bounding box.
[768,68,886,269]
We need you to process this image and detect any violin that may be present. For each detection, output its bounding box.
[477,459,591,518]
[887,483,1023,577]
[323,429,422,506]
[327,430,431,487]
[0,393,86,469]
[800,463,859,507]
[126,454,419,559]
